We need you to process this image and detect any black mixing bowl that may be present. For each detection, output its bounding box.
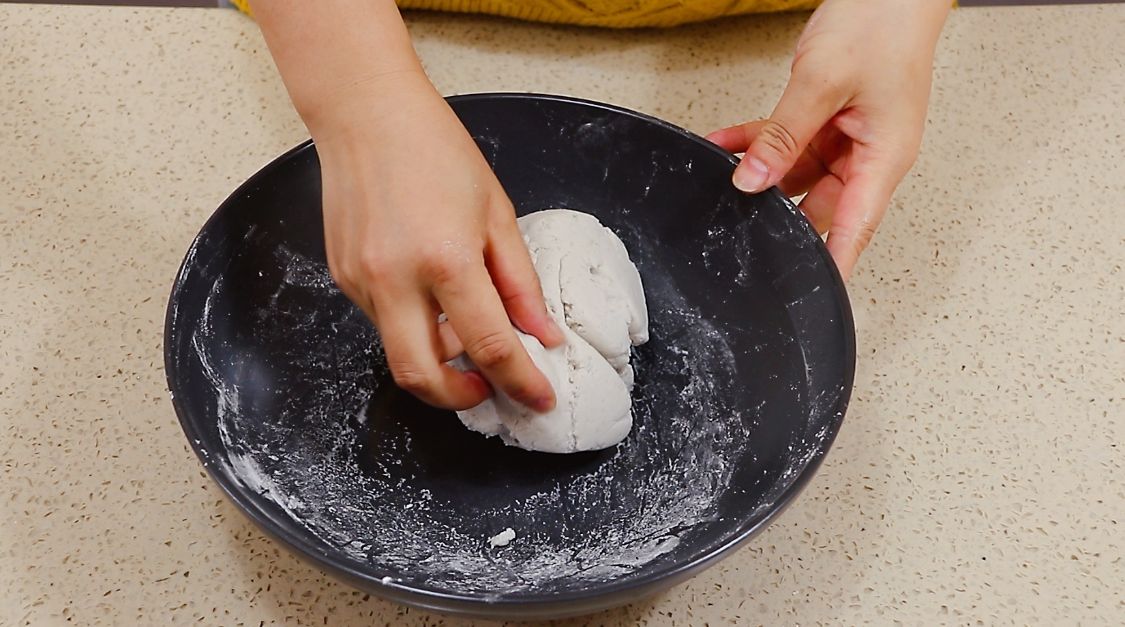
[165,94,855,619]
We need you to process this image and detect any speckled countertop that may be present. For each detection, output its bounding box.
[1,3,1122,625]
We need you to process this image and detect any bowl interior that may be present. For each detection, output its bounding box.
[166,94,854,616]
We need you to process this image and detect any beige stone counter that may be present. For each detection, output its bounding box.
[1,3,1122,625]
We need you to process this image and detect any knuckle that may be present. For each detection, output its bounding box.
[848,219,878,255]
[358,249,393,283]
[327,257,351,287]
[328,258,362,296]
[465,330,515,370]
[758,122,802,161]
[857,219,878,244]
[499,284,536,311]
[421,245,472,285]
[802,68,849,100]
[791,43,853,88]
[389,363,431,393]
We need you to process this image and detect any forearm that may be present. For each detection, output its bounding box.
[248,0,429,136]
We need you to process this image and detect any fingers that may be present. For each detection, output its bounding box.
[708,120,828,199]
[730,71,849,194]
[798,173,844,234]
[485,215,565,348]
[705,120,765,154]
[432,257,557,413]
[777,148,831,198]
[377,296,492,410]
[710,122,899,280]
[824,167,897,280]
[437,318,464,362]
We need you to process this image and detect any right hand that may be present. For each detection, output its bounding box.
[707,0,948,280]
[310,72,564,411]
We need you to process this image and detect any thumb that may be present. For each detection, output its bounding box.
[734,73,848,193]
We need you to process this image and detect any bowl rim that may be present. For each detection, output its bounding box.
[164,92,856,618]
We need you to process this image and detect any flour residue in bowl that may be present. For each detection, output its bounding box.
[190,238,752,596]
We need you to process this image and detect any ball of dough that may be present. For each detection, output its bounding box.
[453,209,649,453]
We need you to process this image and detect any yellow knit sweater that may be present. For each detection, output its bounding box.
[231,0,822,28]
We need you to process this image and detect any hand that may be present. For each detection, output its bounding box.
[312,72,564,411]
[708,0,949,279]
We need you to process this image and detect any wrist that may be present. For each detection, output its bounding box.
[299,67,437,143]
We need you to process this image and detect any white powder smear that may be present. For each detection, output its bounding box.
[187,230,772,597]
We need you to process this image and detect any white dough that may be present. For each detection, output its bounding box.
[488,527,517,548]
[453,209,649,454]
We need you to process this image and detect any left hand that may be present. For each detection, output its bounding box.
[707,0,950,279]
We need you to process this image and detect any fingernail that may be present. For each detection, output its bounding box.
[466,371,492,395]
[533,396,556,413]
[546,317,565,343]
[733,157,770,193]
